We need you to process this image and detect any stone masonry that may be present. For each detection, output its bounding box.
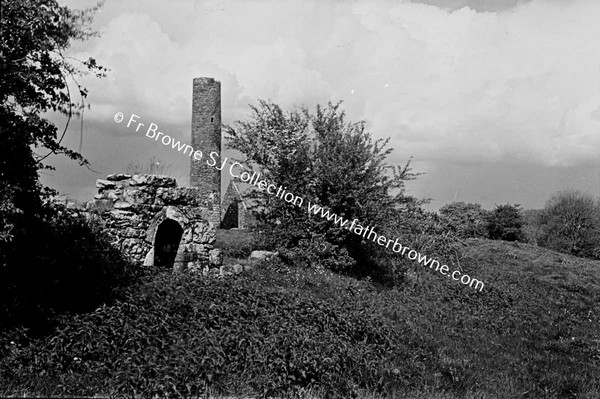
[73,77,249,273]
[190,77,221,227]
[88,173,222,272]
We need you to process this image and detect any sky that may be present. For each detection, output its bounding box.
[44,0,600,211]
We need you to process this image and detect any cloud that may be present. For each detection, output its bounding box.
[69,0,600,169]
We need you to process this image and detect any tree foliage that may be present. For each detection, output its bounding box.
[521,208,545,245]
[537,190,600,259]
[0,0,106,247]
[0,0,118,332]
[225,100,422,271]
[486,204,523,242]
[439,201,489,238]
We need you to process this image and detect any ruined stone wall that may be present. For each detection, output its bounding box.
[87,173,221,271]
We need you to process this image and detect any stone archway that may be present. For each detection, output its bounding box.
[143,205,219,272]
[153,219,183,269]
[144,206,190,271]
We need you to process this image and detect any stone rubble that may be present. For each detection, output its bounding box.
[81,174,221,272]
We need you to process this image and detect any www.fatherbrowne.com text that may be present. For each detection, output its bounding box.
[115,112,485,292]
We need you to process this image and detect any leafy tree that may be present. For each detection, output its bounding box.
[225,101,421,272]
[521,208,545,245]
[538,190,600,259]
[439,201,489,238]
[0,1,120,333]
[0,0,106,250]
[486,203,523,242]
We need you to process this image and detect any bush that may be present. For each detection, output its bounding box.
[537,190,600,259]
[365,206,467,287]
[486,204,523,242]
[225,101,422,275]
[0,202,140,335]
[439,202,489,238]
[278,238,356,274]
[521,209,545,245]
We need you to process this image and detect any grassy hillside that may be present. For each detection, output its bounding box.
[1,237,599,398]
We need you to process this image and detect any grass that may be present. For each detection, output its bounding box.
[1,236,599,398]
[217,228,257,259]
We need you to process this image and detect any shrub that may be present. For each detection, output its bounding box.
[367,206,467,287]
[225,101,422,275]
[537,190,600,259]
[0,185,21,245]
[486,204,523,242]
[1,0,105,262]
[0,202,140,334]
[439,202,489,238]
[521,208,545,245]
[278,237,356,274]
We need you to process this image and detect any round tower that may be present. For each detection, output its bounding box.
[190,77,221,226]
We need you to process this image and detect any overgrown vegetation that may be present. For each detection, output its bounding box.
[1,0,105,256]
[2,240,599,398]
[485,203,524,242]
[519,191,600,260]
[0,0,115,334]
[537,190,600,259]
[216,228,256,259]
[439,202,488,238]
[438,193,600,262]
[225,101,425,279]
[0,203,140,336]
[0,0,135,341]
[437,201,525,243]
[2,3,599,398]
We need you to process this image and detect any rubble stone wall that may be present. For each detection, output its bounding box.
[86,173,222,271]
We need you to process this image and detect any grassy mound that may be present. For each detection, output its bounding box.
[1,239,600,398]
[0,264,414,398]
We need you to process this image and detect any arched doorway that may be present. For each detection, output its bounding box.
[153,219,183,269]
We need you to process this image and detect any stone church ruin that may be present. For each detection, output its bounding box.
[83,77,249,272]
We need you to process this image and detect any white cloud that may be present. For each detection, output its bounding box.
[70,0,600,168]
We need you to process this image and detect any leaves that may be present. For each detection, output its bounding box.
[0,267,413,398]
[486,203,523,242]
[439,202,489,239]
[225,101,422,274]
[0,0,105,248]
[536,190,600,259]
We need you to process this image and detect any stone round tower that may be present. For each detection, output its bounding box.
[190,77,221,226]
